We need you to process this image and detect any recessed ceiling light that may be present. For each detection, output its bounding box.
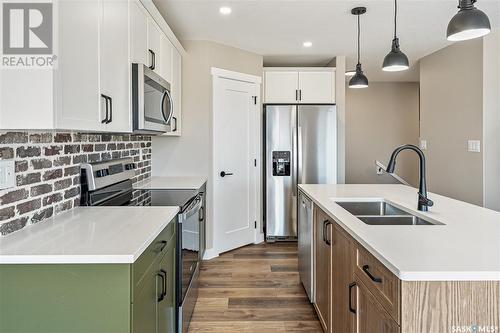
[219,6,232,15]
[303,41,313,48]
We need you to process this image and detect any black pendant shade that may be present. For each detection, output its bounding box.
[382,38,409,72]
[382,0,409,72]
[349,7,368,89]
[447,0,491,41]
[349,64,369,88]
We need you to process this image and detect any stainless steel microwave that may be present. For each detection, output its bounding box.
[132,63,173,134]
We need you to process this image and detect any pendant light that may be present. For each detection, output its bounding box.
[349,7,368,89]
[382,0,409,72]
[447,0,491,41]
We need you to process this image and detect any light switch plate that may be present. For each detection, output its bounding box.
[0,160,15,189]
[467,140,481,153]
[420,139,427,150]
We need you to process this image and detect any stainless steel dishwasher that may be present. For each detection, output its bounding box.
[298,190,314,302]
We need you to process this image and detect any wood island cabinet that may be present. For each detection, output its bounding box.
[311,205,500,333]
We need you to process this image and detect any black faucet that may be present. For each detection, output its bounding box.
[386,144,434,211]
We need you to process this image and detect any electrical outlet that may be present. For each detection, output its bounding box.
[419,139,427,150]
[0,160,15,189]
[467,140,481,153]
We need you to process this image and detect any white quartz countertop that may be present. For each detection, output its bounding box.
[299,184,500,281]
[0,206,179,264]
[134,176,207,190]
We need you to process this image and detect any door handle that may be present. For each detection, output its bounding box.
[362,265,383,283]
[349,282,357,314]
[323,220,332,245]
[172,116,177,132]
[149,49,156,70]
[220,171,233,177]
[101,94,110,124]
[158,240,167,252]
[160,269,167,299]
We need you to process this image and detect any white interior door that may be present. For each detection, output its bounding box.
[213,72,260,254]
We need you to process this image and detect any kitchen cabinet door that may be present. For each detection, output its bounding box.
[100,0,131,132]
[147,19,162,75]
[264,71,299,103]
[353,276,400,333]
[132,270,159,333]
[331,224,355,333]
[160,35,173,83]
[298,71,335,104]
[130,0,148,65]
[157,239,176,333]
[315,208,332,333]
[165,47,182,136]
[56,0,101,131]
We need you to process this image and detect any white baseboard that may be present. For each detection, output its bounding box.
[203,247,219,260]
[254,233,265,244]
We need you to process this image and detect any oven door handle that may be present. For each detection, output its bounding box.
[180,197,203,221]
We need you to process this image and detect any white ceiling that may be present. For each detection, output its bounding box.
[153,0,500,82]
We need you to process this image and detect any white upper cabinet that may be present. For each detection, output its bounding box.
[264,68,336,104]
[100,0,131,132]
[264,71,299,103]
[298,71,335,104]
[56,0,101,131]
[147,19,162,75]
[0,0,183,134]
[130,0,148,65]
[164,47,181,136]
[160,35,173,83]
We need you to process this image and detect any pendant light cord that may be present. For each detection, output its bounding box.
[357,14,361,64]
[394,0,397,38]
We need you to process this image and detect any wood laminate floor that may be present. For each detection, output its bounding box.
[188,242,323,333]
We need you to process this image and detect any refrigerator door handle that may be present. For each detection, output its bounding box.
[297,125,303,186]
[292,126,297,196]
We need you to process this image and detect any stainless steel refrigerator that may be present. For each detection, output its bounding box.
[265,105,337,240]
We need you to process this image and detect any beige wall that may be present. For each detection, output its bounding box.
[152,40,263,252]
[346,82,420,186]
[483,30,500,210]
[420,39,483,205]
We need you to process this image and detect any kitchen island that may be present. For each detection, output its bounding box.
[0,206,179,333]
[298,184,500,333]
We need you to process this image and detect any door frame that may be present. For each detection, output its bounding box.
[208,67,263,259]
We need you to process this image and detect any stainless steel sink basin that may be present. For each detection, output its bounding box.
[336,201,409,216]
[335,201,443,226]
[356,215,435,225]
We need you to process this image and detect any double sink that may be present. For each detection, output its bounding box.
[335,201,443,226]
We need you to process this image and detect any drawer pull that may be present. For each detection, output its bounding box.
[362,265,382,283]
[159,240,168,252]
[349,282,357,314]
[157,271,165,302]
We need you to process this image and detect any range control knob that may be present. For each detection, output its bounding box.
[95,169,109,178]
[125,163,135,170]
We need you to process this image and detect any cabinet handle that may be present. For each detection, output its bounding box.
[149,49,156,70]
[323,220,332,245]
[159,240,167,252]
[295,89,299,102]
[160,269,167,299]
[362,265,383,283]
[299,89,302,101]
[106,96,112,124]
[349,282,357,314]
[172,116,177,132]
[157,272,165,302]
[100,94,110,123]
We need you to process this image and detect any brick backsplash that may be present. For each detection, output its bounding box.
[0,131,152,236]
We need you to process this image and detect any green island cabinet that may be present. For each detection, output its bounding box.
[0,220,176,333]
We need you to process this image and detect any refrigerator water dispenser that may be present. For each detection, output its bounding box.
[272,151,291,176]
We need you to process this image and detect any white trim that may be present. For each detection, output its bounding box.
[203,248,220,260]
[211,67,262,84]
[254,233,265,244]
